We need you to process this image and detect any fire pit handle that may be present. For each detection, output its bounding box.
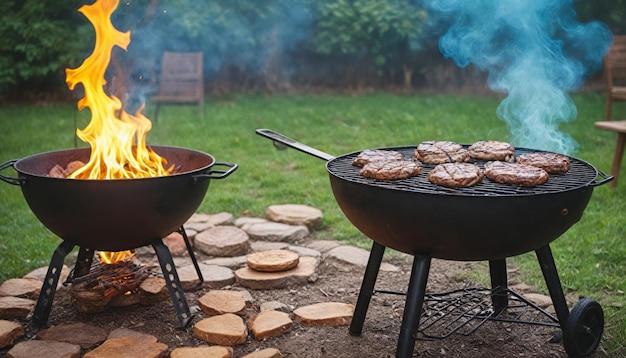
[0,159,25,186]
[256,129,336,161]
[590,168,613,187]
[192,162,238,181]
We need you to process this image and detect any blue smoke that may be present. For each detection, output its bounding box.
[424,0,612,154]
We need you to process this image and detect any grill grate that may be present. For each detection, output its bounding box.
[326,146,599,196]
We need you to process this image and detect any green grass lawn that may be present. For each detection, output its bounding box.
[0,92,624,354]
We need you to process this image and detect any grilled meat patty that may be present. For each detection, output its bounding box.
[516,152,570,174]
[428,163,484,188]
[359,159,422,180]
[484,161,549,187]
[414,141,469,164]
[352,149,404,167]
[468,140,515,162]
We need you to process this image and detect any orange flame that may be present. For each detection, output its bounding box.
[66,0,172,263]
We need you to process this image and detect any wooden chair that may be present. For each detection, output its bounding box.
[604,35,626,121]
[594,120,626,188]
[152,51,204,121]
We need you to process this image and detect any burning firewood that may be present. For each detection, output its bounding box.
[47,161,86,178]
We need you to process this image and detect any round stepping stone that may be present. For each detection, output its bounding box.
[193,313,247,346]
[241,348,284,358]
[235,257,318,290]
[195,226,250,257]
[36,322,107,349]
[248,310,293,341]
[293,302,355,326]
[7,340,81,358]
[171,346,234,358]
[83,335,168,358]
[246,250,300,272]
[266,204,323,229]
[198,290,247,316]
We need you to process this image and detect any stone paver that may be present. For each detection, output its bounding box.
[177,263,235,290]
[193,313,248,346]
[325,245,399,272]
[524,293,553,308]
[23,265,71,289]
[0,320,24,349]
[107,328,158,341]
[259,301,291,313]
[7,340,81,358]
[234,217,268,230]
[235,257,318,290]
[241,348,284,358]
[0,278,41,299]
[195,226,250,257]
[203,256,248,269]
[139,277,169,305]
[305,240,342,253]
[162,232,188,256]
[249,241,290,252]
[0,296,35,320]
[171,346,234,358]
[286,245,321,258]
[293,302,355,326]
[248,310,293,340]
[266,204,323,229]
[183,221,214,233]
[246,250,300,272]
[198,290,247,316]
[36,322,107,349]
[83,335,168,358]
[243,222,309,243]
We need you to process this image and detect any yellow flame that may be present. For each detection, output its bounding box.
[66,0,172,180]
[99,250,134,264]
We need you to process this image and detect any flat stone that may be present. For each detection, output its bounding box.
[248,310,293,340]
[184,221,214,233]
[524,293,553,308]
[259,301,291,313]
[235,257,318,290]
[243,222,309,243]
[187,213,212,223]
[235,217,268,230]
[293,302,355,326]
[287,245,321,258]
[195,226,250,257]
[250,241,290,252]
[0,278,42,299]
[203,256,248,269]
[177,263,235,290]
[7,340,81,358]
[206,212,235,226]
[193,313,247,346]
[0,320,24,349]
[266,204,323,229]
[23,265,71,290]
[163,232,188,256]
[198,290,247,316]
[139,277,169,305]
[83,335,168,358]
[107,328,157,341]
[305,240,342,253]
[171,346,234,358]
[246,250,300,272]
[241,348,284,358]
[325,246,399,272]
[37,322,107,349]
[0,296,35,320]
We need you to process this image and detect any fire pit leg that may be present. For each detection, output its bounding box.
[396,254,431,358]
[349,241,386,336]
[151,239,195,328]
[177,226,203,282]
[535,245,570,328]
[489,259,508,315]
[32,240,75,327]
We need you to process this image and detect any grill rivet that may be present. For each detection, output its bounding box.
[561,208,569,216]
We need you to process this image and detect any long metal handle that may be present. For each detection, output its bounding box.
[590,168,613,187]
[192,162,238,181]
[0,159,25,186]
[256,129,336,161]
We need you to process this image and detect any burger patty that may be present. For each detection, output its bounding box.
[468,140,515,162]
[428,163,484,188]
[359,159,422,180]
[414,141,469,164]
[516,152,570,174]
[352,149,404,167]
[484,161,549,187]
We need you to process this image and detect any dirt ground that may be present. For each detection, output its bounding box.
[6,247,609,358]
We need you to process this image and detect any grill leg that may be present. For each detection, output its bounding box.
[396,254,431,358]
[535,245,569,329]
[32,241,75,327]
[349,242,386,336]
[489,259,508,315]
[151,239,195,328]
